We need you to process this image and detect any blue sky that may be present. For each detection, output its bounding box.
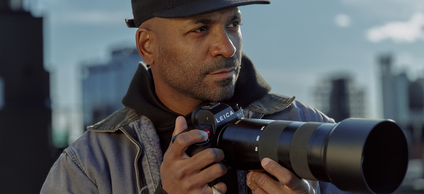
[30,0,424,125]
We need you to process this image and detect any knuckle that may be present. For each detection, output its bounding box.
[174,166,189,180]
[182,179,197,191]
[204,148,224,162]
[248,182,259,193]
[255,173,270,186]
[174,134,190,146]
[214,163,227,176]
[204,149,218,160]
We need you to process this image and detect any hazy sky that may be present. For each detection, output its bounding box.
[30,0,424,120]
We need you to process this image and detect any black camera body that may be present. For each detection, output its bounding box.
[185,103,243,156]
[186,103,409,194]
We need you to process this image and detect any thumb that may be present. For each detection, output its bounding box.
[169,116,188,146]
[173,116,188,136]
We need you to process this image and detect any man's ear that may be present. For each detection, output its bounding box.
[136,28,155,65]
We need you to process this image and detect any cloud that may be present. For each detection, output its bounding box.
[340,0,424,20]
[335,14,351,28]
[48,9,132,26]
[37,0,133,25]
[366,12,424,43]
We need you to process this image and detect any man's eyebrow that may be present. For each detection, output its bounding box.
[231,11,242,21]
[192,17,216,25]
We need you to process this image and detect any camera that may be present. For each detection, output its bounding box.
[185,103,408,194]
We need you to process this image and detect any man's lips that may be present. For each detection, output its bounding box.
[209,68,236,79]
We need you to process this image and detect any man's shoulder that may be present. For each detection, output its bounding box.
[62,107,144,162]
[246,93,295,115]
[87,107,142,132]
[247,93,334,123]
[69,106,157,152]
[61,108,145,171]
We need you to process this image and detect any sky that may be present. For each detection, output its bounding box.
[25,0,424,138]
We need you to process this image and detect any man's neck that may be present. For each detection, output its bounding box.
[154,83,203,116]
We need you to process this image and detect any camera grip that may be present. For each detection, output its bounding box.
[185,139,211,157]
[185,140,220,186]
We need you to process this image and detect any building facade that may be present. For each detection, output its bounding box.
[379,53,424,146]
[81,47,143,128]
[0,2,54,193]
[313,74,366,122]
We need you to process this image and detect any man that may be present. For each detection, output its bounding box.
[41,0,352,193]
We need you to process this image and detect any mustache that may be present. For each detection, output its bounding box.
[202,57,240,75]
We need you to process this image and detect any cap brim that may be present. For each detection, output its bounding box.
[125,19,137,28]
[153,0,270,18]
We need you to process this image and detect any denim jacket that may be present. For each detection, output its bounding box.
[41,93,344,194]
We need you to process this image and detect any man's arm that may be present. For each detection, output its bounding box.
[40,153,98,194]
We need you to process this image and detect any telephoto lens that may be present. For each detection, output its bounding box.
[187,103,408,194]
[217,118,409,194]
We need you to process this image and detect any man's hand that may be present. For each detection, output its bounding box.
[160,116,228,194]
[246,158,316,194]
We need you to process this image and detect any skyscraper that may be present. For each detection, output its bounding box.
[0,1,53,193]
[313,74,366,122]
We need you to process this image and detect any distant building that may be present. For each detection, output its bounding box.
[379,54,411,126]
[379,53,424,146]
[0,1,54,193]
[81,47,143,128]
[313,74,366,122]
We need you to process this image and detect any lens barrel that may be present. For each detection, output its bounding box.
[217,118,408,194]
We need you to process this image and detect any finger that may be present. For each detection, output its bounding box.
[172,116,208,143]
[196,161,227,184]
[165,116,188,156]
[171,116,189,141]
[208,182,227,194]
[168,117,208,159]
[261,158,307,192]
[246,172,269,194]
[189,148,225,170]
[170,129,208,156]
[168,116,207,148]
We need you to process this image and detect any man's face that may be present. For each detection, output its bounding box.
[152,7,242,103]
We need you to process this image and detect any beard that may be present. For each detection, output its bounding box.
[157,46,241,102]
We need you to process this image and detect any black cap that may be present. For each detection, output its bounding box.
[126,0,270,28]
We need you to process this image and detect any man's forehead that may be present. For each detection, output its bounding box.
[184,7,241,25]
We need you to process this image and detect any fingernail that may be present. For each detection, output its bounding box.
[262,158,270,167]
[200,130,209,141]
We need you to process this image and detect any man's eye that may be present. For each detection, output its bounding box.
[228,22,241,28]
[194,26,209,33]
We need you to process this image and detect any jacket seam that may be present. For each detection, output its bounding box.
[120,126,144,193]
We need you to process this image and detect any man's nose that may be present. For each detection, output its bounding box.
[210,29,237,58]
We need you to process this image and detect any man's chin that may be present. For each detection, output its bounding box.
[209,86,235,102]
